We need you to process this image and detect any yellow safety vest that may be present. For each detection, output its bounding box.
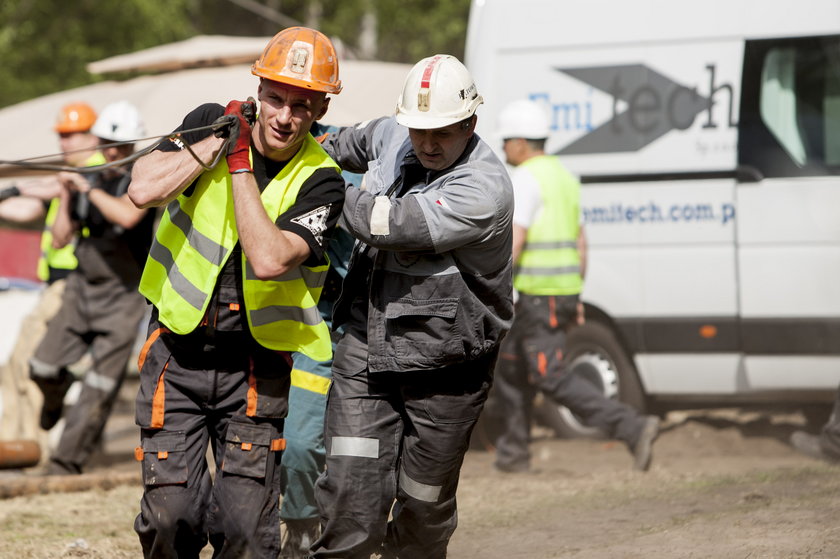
[514,155,583,296]
[37,151,106,282]
[139,134,337,361]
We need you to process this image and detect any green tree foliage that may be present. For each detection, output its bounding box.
[0,0,194,108]
[0,0,473,109]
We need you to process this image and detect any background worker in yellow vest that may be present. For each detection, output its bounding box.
[127,27,345,558]
[0,102,103,449]
[491,99,661,474]
[29,101,154,475]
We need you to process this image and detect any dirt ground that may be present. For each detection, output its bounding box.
[1,394,839,558]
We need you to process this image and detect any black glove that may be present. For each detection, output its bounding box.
[0,185,20,202]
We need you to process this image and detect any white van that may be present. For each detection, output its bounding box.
[466,0,840,434]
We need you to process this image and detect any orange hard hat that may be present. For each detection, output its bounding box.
[252,27,342,94]
[54,102,97,133]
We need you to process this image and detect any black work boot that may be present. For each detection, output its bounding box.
[32,368,74,431]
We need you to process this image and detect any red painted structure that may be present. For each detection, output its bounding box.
[0,227,41,282]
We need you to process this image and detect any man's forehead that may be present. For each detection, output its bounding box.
[260,79,324,101]
[411,121,462,134]
[58,131,91,139]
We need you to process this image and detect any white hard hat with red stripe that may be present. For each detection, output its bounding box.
[395,54,483,129]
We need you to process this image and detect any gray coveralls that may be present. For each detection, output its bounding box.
[493,293,647,472]
[312,117,514,559]
[29,172,152,474]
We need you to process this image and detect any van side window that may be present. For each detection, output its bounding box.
[740,36,840,177]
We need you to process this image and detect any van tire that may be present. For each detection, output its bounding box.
[536,320,647,439]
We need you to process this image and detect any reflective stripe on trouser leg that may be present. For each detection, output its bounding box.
[312,352,496,559]
[386,353,495,559]
[311,366,401,559]
[49,287,147,474]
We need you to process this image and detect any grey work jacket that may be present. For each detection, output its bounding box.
[323,117,514,373]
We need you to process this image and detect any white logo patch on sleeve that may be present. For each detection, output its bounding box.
[291,204,331,245]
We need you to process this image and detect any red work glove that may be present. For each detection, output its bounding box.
[216,98,256,174]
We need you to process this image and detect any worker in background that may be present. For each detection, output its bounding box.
[491,99,660,474]
[0,102,104,447]
[790,388,840,463]
[278,122,357,559]
[28,100,154,475]
[311,54,514,559]
[127,27,345,558]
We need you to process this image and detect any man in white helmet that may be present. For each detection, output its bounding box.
[491,99,660,475]
[311,54,514,559]
[28,100,156,475]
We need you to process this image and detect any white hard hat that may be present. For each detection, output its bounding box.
[91,101,146,143]
[395,54,483,129]
[496,99,550,140]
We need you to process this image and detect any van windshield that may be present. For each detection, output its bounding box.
[741,35,840,177]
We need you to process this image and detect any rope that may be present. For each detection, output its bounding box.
[0,119,236,174]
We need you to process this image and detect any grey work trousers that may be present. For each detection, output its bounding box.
[133,321,291,559]
[494,294,645,471]
[29,273,146,473]
[312,340,496,559]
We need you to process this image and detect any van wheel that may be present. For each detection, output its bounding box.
[535,321,647,439]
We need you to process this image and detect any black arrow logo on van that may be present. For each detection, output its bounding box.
[555,64,710,155]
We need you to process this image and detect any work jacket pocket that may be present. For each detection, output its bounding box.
[384,297,464,367]
[138,430,188,486]
[221,421,273,479]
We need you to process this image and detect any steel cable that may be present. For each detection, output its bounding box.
[0,118,236,174]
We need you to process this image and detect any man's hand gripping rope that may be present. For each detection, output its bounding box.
[212,98,257,174]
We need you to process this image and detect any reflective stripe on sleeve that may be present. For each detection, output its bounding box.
[370,196,391,235]
[330,436,379,458]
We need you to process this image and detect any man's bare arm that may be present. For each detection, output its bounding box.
[230,173,310,279]
[128,136,224,209]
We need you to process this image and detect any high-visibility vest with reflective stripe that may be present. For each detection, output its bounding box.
[139,134,338,361]
[37,151,106,282]
[514,155,583,296]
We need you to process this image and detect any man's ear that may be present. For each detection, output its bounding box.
[316,96,331,121]
[464,114,477,134]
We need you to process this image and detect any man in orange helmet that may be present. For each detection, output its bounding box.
[0,102,103,449]
[127,27,345,558]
